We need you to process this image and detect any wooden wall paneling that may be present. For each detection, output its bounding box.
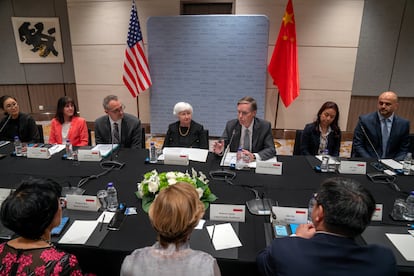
[0,85,31,115]
[28,84,65,114]
[395,97,414,133]
[64,83,78,109]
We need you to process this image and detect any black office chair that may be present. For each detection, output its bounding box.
[409,133,414,155]
[201,129,209,149]
[141,127,146,149]
[88,128,92,146]
[36,125,44,144]
[292,130,302,155]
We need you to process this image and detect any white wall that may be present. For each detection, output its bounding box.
[67,0,364,131]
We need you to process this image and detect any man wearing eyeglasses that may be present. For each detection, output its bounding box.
[94,95,142,148]
[212,96,275,161]
[256,177,397,276]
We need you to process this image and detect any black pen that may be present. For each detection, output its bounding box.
[99,214,105,231]
[211,224,216,242]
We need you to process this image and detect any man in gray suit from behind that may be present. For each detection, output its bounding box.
[213,96,276,161]
[95,95,142,149]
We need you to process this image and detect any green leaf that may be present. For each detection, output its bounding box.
[141,196,154,213]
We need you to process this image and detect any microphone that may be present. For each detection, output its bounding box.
[101,123,125,169]
[0,115,11,134]
[359,121,384,171]
[209,129,237,181]
[245,189,275,216]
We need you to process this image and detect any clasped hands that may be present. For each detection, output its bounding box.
[212,140,255,163]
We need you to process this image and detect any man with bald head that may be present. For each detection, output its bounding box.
[352,91,410,161]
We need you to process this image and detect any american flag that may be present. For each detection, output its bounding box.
[123,0,152,97]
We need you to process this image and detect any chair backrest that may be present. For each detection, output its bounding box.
[141,127,146,149]
[88,128,92,146]
[409,133,414,154]
[36,125,44,144]
[293,130,302,155]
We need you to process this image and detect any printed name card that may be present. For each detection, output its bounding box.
[66,194,100,211]
[209,204,245,222]
[338,161,366,174]
[371,204,383,221]
[77,149,102,162]
[272,206,308,224]
[255,161,282,175]
[26,147,51,159]
[164,153,189,166]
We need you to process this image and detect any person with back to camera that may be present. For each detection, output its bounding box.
[352,91,410,161]
[212,96,276,161]
[300,101,341,156]
[120,182,221,276]
[0,95,40,143]
[256,177,397,276]
[49,96,89,146]
[163,102,208,149]
[0,178,86,275]
[94,95,142,149]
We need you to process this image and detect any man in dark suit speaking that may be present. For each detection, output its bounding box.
[212,96,276,161]
[95,95,142,149]
[256,177,397,276]
[352,91,410,161]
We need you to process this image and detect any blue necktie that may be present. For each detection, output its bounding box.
[381,119,389,158]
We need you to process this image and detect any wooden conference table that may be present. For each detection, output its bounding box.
[0,144,413,275]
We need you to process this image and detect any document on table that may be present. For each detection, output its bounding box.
[92,144,119,157]
[207,223,242,250]
[385,233,414,261]
[48,144,65,155]
[58,220,99,244]
[220,152,277,168]
[158,147,209,162]
[0,141,10,148]
[380,159,403,170]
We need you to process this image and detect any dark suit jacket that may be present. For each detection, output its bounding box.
[94,113,142,149]
[256,233,397,276]
[0,112,40,143]
[300,122,341,156]
[163,120,208,149]
[352,112,410,161]
[222,117,275,160]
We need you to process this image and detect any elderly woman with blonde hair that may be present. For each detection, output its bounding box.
[163,102,208,149]
[121,182,221,276]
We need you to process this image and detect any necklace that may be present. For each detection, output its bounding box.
[179,125,190,137]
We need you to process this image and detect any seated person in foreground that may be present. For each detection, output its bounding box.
[212,96,276,161]
[49,96,89,146]
[0,95,40,143]
[95,95,142,148]
[300,101,341,156]
[121,182,221,276]
[0,178,85,275]
[352,91,409,161]
[163,102,208,149]
[256,177,397,276]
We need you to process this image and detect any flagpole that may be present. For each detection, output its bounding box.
[274,93,280,128]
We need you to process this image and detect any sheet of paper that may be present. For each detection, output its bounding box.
[92,144,119,157]
[97,211,115,223]
[195,219,206,230]
[58,220,99,244]
[0,141,10,148]
[0,188,12,206]
[220,152,277,168]
[315,155,339,164]
[380,159,403,170]
[207,223,242,250]
[385,233,414,261]
[48,144,65,155]
[159,147,208,162]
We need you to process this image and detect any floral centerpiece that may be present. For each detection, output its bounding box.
[136,168,217,213]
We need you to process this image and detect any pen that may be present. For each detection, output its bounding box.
[211,224,216,242]
[99,214,105,231]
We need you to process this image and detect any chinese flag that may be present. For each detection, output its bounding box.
[268,0,299,108]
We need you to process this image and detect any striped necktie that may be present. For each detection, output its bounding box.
[113,122,120,144]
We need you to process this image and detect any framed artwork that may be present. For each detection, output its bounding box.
[11,17,64,63]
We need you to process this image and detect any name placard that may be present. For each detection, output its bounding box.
[338,161,366,174]
[209,204,245,222]
[371,204,383,221]
[77,149,102,162]
[272,206,308,224]
[164,153,189,166]
[256,161,282,175]
[26,147,51,159]
[66,194,100,211]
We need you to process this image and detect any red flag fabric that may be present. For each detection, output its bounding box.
[268,0,299,107]
[123,0,152,97]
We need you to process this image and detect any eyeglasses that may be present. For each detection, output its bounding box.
[5,102,18,109]
[237,110,251,116]
[108,104,126,113]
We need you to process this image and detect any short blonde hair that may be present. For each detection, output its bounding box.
[173,102,193,116]
[149,182,204,247]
